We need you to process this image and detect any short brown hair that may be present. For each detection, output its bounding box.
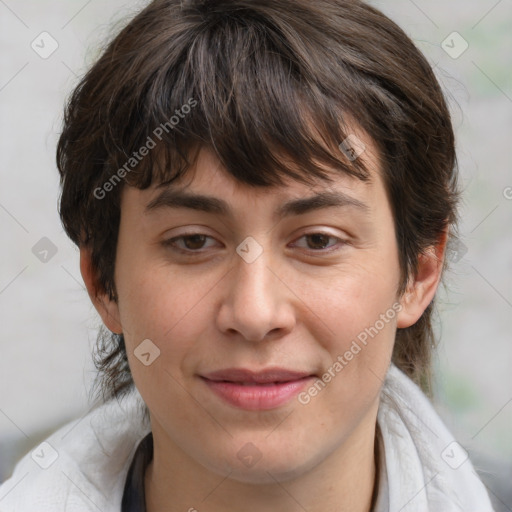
[57,0,458,402]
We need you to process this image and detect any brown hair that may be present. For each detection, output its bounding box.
[57,0,458,402]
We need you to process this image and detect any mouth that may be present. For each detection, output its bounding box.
[199,368,316,410]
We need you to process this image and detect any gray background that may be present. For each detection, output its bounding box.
[1,0,511,509]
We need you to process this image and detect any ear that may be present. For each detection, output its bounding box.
[396,229,448,328]
[79,246,123,334]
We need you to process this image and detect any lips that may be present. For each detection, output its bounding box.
[203,368,312,383]
[200,368,315,410]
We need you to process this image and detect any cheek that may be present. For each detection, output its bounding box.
[305,258,400,350]
[302,266,399,414]
[297,253,400,415]
[116,257,207,337]
[115,261,221,385]
[117,267,213,416]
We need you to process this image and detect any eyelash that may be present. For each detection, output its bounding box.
[162,232,348,256]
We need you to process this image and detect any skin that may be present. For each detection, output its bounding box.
[81,133,446,512]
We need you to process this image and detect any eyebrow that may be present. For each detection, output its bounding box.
[145,188,369,219]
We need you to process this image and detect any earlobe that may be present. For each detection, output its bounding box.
[79,247,123,334]
[396,230,448,329]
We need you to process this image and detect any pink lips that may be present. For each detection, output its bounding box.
[200,368,314,410]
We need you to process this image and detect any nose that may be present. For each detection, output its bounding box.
[216,246,296,343]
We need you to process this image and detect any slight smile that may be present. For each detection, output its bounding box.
[199,368,316,411]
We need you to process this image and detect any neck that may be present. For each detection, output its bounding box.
[145,411,379,512]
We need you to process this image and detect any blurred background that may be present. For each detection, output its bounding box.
[0,0,511,509]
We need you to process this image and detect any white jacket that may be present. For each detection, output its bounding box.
[0,364,495,511]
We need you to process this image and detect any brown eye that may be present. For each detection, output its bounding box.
[291,232,348,254]
[163,234,218,254]
[305,233,332,250]
[181,234,208,250]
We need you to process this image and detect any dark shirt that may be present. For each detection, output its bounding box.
[121,433,153,512]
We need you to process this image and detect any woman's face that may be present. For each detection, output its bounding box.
[87,137,439,484]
